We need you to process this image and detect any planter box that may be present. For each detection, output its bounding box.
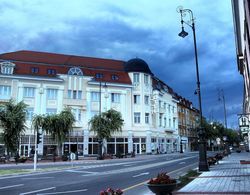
[146,183,177,195]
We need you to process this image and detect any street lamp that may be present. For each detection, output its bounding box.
[218,89,228,130]
[177,6,209,171]
[218,89,230,154]
[97,81,107,160]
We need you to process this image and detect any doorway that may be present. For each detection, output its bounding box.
[133,143,140,154]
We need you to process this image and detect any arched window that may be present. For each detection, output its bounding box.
[68,67,83,76]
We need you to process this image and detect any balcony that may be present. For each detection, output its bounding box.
[63,98,87,109]
[164,127,175,133]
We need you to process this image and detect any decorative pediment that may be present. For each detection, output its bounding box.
[0,61,15,75]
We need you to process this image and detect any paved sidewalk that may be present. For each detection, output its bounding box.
[174,151,250,195]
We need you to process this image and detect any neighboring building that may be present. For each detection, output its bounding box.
[0,50,196,156]
[232,0,250,113]
[177,96,199,152]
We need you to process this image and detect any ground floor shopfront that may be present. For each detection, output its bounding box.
[15,130,179,157]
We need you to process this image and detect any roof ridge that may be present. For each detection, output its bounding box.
[8,50,125,63]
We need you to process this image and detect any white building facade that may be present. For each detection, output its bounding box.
[0,51,180,156]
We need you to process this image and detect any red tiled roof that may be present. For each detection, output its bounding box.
[0,50,131,84]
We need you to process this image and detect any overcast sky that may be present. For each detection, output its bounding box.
[0,0,242,128]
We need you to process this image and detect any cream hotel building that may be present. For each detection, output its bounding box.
[0,50,198,157]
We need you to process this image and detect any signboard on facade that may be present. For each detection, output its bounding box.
[238,115,250,133]
[216,137,221,145]
[238,115,249,128]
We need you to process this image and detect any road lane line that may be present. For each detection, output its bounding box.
[179,162,186,164]
[66,170,96,174]
[22,177,54,180]
[122,162,198,192]
[37,189,88,195]
[0,184,24,190]
[133,172,150,178]
[19,187,55,195]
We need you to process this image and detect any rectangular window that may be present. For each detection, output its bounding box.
[144,74,149,85]
[73,90,77,99]
[169,118,171,127]
[111,93,120,103]
[46,108,57,115]
[145,113,149,124]
[78,91,82,99]
[31,67,39,74]
[91,92,100,102]
[26,108,34,121]
[133,95,140,104]
[164,117,167,127]
[47,89,58,100]
[168,105,170,113]
[73,109,81,121]
[0,85,11,99]
[159,100,162,108]
[134,112,141,124]
[68,90,72,99]
[159,114,162,127]
[144,95,149,105]
[133,73,140,83]
[47,69,56,75]
[23,87,35,98]
[68,90,82,99]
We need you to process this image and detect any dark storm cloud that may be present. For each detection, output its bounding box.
[0,0,242,128]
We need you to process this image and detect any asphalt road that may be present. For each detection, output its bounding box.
[0,152,201,195]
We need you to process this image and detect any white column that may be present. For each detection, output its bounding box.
[83,130,89,156]
[164,137,167,153]
[128,131,133,153]
[146,130,152,154]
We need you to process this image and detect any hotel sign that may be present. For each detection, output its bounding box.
[238,115,249,134]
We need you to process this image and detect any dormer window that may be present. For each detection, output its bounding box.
[0,61,15,75]
[95,73,104,79]
[31,67,39,74]
[47,69,56,75]
[111,74,119,80]
[68,67,83,76]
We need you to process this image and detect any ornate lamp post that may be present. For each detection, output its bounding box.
[97,81,107,160]
[218,89,230,154]
[177,6,209,171]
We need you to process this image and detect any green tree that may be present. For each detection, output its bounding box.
[32,108,75,155]
[89,109,124,159]
[0,99,27,155]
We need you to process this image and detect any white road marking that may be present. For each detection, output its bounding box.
[66,170,97,174]
[132,172,149,178]
[179,162,186,164]
[124,164,133,167]
[37,189,88,195]
[0,184,24,190]
[19,187,55,195]
[22,177,54,180]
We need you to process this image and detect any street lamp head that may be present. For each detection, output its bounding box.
[178,27,188,38]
